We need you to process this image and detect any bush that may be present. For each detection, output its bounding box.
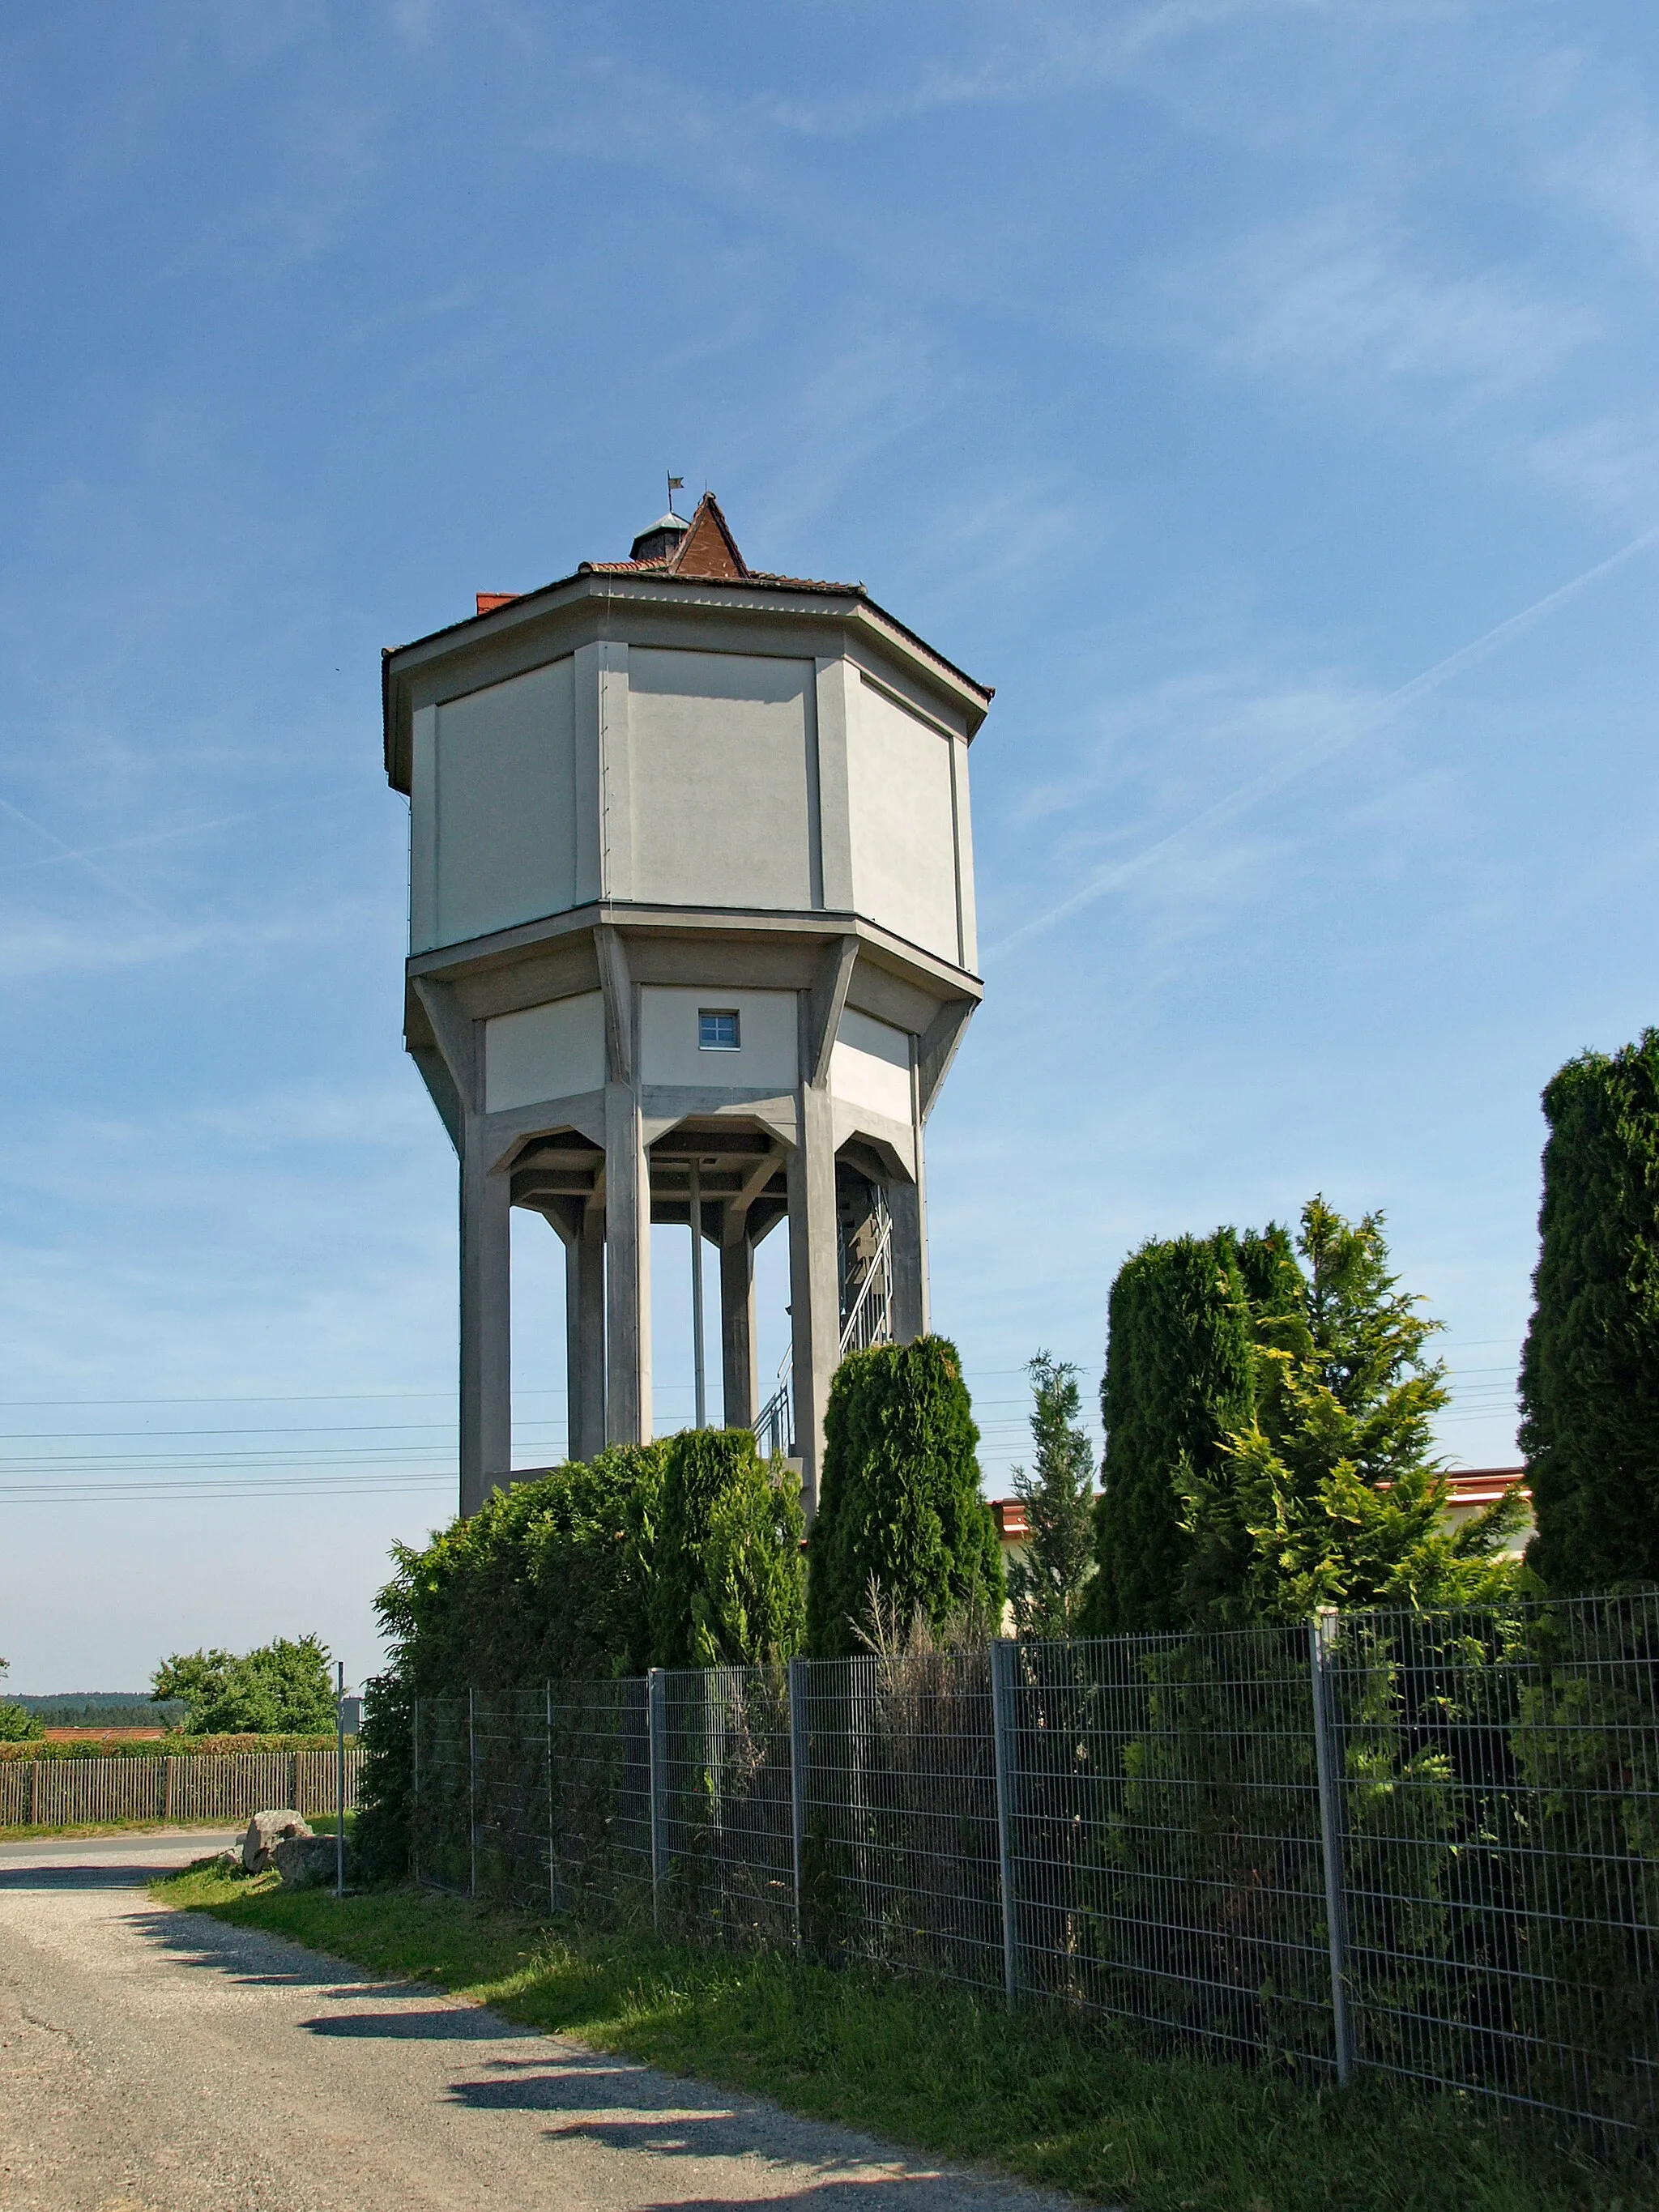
[352,1446,664,1882]
[151,1635,336,1735]
[0,1658,43,1743]
[807,1337,1003,1659]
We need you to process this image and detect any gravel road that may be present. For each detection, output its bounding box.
[0,1831,1076,2211]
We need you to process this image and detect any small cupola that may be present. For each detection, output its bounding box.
[629,509,691,564]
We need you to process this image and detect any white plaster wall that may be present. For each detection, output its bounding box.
[433,657,577,946]
[830,1008,913,1126]
[639,987,798,1090]
[484,990,604,1113]
[846,676,960,964]
[628,650,814,910]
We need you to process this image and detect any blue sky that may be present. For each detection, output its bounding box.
[2,2,1656,1690]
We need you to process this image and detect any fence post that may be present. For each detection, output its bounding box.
[411,1699,421,1886]
[647,1669,666,1929]
[546,1680,556,1916]
[988,1638,1019,2007]
[291,1750,301,1814]
[467,1686,478,1901]
[1310,1607,1354,2085]
[28,1761,39,1828]
[787,1656,806,1954]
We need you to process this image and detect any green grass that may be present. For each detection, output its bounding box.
[151,1867,1644,2212]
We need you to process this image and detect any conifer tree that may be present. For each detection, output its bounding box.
[649,1428,805,1668]
[807,1337,1004,1658]
[1520,1031,1659,1592]
[1081,1233,1256,1634]
[1006,1353,1098,1640]
[1183,1198,1523,1622]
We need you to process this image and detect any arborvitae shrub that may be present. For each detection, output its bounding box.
[1079,1233,1256,1635]
[806,1336,1004,1659]
[648,1428,805,1668]
[1521,1030,1659,1592]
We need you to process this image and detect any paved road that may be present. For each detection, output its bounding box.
[0,1831,1075,2211]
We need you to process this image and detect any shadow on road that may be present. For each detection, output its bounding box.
[304,2006,523,2040]
[0,1863,180,1890]
[633,2193,1029,2210]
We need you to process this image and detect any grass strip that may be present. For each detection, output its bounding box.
[153,1865,1640,2212]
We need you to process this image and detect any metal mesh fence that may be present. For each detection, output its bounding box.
[412,1596,1659,2142]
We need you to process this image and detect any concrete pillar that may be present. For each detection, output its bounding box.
[458,1136,511,1516]
[561,1204,608,1464]
[787,1080,840,1518]
[889,1174,928,1342]
[604,1080,652,1444]
[720,1211,757,1429]
[578,1204,607,1460]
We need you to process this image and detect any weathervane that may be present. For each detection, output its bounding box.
[667,471,684,516]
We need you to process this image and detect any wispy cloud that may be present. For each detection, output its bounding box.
[1158,210,1598,397]
[0,896,387,982]
[987,517,1659,957]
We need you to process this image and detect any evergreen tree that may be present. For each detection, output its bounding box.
[1520,1031,1659,1592]
[1006,1353,1098,1639]
[807,1336,1004,1659]
[649,1428,805,1668]
[1080,1233,1256,1634]
[1183,1198,1523,1622]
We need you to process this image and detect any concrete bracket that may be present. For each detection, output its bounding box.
[595,924,633,1086]
[805,934,859,1089]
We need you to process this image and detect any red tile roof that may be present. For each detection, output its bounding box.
[584,491,861,595]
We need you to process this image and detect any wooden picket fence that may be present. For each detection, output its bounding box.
[0,1747,363,1830]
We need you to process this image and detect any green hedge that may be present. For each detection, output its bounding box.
[0,1734,345,1761]
[354,1436,805,1880]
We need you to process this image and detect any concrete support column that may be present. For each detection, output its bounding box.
[720,1212,758,1430]
[889,1173,928,1342]
[459,1135,511,1517]
[604,1080,652,1444]
[561,1204,608,1464]
[578,1204,607,1460]
[787,1080,840,1519]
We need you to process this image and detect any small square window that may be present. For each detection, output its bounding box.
[698,1008,741,1051]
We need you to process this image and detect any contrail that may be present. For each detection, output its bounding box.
[0,794,164,914]
[986,519,1659,961]
[0,791,354,879]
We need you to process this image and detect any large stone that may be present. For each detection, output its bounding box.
[241,1809,313,1873]
[272,1834,338,1890]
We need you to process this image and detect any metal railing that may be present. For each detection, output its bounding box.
[753,1350,793,1462]
[411,1595,1659,2142]
[838,1201,893,1357]
[0,1745,364,1830]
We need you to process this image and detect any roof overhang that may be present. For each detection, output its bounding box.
[382,567,993,793]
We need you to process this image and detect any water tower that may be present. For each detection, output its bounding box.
[382,494,991,1517]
